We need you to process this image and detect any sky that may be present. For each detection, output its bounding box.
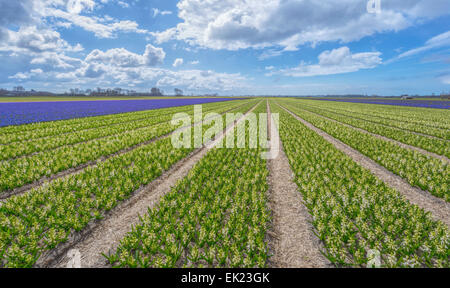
[0,0,449,96]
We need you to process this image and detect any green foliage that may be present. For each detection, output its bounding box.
[107,102,271,268]
[270,101,449,267]
[278,100,449,201]
[0,101,254,193]
[0,101,259,267]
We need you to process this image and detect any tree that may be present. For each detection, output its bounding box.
[114,88,123,95]
[150,87,163,96]
[174,88,183,96]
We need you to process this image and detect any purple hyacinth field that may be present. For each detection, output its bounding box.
[316,98,450,109]
[0,98,244,127]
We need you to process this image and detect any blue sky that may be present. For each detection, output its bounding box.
[0,0,449,96]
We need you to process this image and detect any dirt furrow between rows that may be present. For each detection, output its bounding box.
[279,104,450,228]
[1,103,250,202]
[301,104,449,141]
[42,102,262,268]
[292,105,449,162]
[266,101,331,268]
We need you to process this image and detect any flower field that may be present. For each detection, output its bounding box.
[0,97,448,268]
[0,98,246,127]
[317,98,450,109]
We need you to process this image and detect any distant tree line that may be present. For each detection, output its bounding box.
[0,86,193,97]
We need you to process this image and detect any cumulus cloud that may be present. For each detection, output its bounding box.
[156,70,247,91]
[22,45,247,91]
[173,58,184,67]
[82,63,107,78]
[0,0,148,39]
[152,0,450,51]
[44,8,148,38]
[86,45,165,68]
[41,63,248,91]
[2,26,83,53]
[9,68,45,80]
[117,1,129,8]
[267,47,382,77]
[0,0,36,27]
[30,52,84,69]
[65,0,95,14]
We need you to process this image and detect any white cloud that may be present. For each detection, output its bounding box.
[153,0,449,51]
[156,70,247,91]
[44,7,148,38]
[151,28,177,44]
[19,42,246,91]
[265,66,274,70]
[190,60,199,65]
[30,68,43,74]
[0,26,83,54]
[9,68,45,80]
[66,0,95,14]
[86,44,165,67]
[173,58,184,67]
[152,8,173,18]
[117,1,129,8]
[0,0,37,27]
[267,47,382,77]
[30,52,83,69]
[258,49,284,60]
[398,31,450,59]
[55,21,73,28]
[440,74,450,85]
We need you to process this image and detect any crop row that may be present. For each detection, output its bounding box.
[284,100,449,157]
[0,100,244,144]
[0,100,257,194]
[297,100,449,140]
[0,101,261,267]
[307,99,450,131]
[277,101,449,202]
[0,101,249,161]
[270,102,449,267]
[106,102,270,268]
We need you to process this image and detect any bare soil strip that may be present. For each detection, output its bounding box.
[279,104,450,228]
[292,105,449,163]
[266,101,331,268]
[40,102,262,268]
[1,102,250,202]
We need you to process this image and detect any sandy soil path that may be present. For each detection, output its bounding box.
[266,101,331,268]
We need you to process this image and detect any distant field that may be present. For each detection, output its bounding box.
[313,98,450,109]
[0,98,247,127]
[0,96,241,103]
